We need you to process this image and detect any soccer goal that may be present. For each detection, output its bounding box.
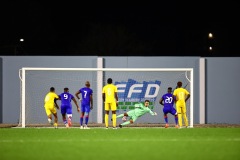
[19,68,193,128]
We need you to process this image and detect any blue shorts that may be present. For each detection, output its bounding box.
[163,107,177,115]
[61,104,72,115]
[81,104,90,113]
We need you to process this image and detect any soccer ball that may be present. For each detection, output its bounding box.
[122,116,127,122]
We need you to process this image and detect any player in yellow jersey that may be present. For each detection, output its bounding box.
[44,87,59,128]
[102,78,118,129]
[173,81,190,128]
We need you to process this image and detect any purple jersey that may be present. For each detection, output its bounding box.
[59,92,74,106]
[162,93,175,108]
[79,87,93,105]
[162,93,176,115]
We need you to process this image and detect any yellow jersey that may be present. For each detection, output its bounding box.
[173,88,190,104]
[44,92,59,105]
[102,84,118,103]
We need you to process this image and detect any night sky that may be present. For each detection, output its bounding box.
[0,1,239,57]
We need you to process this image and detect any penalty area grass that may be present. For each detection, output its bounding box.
[0,127,240,160]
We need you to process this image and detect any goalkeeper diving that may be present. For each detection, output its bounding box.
[115,100,157,128]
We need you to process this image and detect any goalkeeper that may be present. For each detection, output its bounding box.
[116,100,157,128]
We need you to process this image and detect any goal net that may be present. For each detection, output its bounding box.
[19,68,193,128]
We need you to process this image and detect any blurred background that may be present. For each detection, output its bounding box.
[0,1,239,57]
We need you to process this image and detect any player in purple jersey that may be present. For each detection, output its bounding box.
[58,88,80,128]
[75,81,93,129]
[159,87,179,128]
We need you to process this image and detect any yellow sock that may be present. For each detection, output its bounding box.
[105,114,109,127]
[54,123,58,128]
[112,114,116,127]
[178,113,182,127]
[183,113,189,127]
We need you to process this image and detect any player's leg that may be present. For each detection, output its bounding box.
[46,104,58,128]
[119,119,131,127]
[116,114,124,118]
[182,104,188,127]
[170,107,178,128]
[65,106,72,127]
[67,114,72,127]
[51,107,58,129]
[116,112,128,118]
[53,113,58,128]
[174,114,179,128]
[83,112,90,129]
[113,112,127,123]
[61,105,68,127]
[111,102,117,128]
[112,110,117,129]
[50,103,58,128]
[62,113,68,127]
[104,103,110,128]
[176,103,183,127]
[163,107,169,128]
[80,104,85,129]
[80,112,85,129]
[119,112,136,128]
[44,104,53,125]
[83,105,91,129]
[164,114,169,128]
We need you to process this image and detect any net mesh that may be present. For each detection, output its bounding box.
[19,69,191,127]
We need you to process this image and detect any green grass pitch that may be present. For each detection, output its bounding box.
[0,127,240,160]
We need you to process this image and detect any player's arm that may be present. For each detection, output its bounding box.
[185,93,190,102]
[159,98,164,105]
[75,90,81,101]
[54,97,59,110]
[102,92,105,103]
[90,94,93,110]
[173,90,178,101]
[115,92,118,106]
[149,109,157,116]
[172,95,177,103]
[72,97,80,112]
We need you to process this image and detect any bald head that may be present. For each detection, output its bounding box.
[85,81,90,87]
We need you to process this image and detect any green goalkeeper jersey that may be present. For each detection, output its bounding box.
[129,103,155,117]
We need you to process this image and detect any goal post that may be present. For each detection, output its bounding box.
[19,68,193,128]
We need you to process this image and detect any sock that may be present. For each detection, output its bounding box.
[175,115,178,125]
[80,117,83,126]
[183,113,188,127]
[178,113,182,127]
[121,121,130,126]
[63,120,67,125]
[85,116,89,125]
[48,118,52,124]
[112,114,116,127]
[105,114,109,127]
[164,115,168,123]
